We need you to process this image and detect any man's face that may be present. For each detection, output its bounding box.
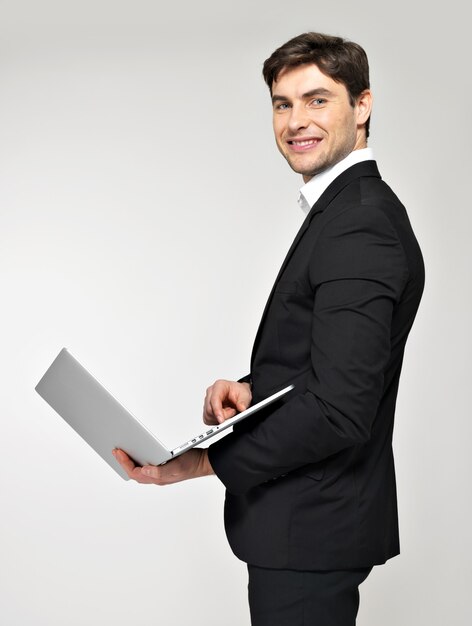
[271,63,372,182]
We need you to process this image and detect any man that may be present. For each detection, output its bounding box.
[114,32,424,625]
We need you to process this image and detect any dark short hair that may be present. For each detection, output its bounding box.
[263,32,371,137]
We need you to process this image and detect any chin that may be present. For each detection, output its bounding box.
[290,163,323,179]
[287,156,327,178]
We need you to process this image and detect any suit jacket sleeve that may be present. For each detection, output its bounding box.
[208,203,409,495]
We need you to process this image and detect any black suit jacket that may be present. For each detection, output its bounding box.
[208,161,425,570]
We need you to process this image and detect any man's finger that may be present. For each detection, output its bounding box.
[113,449,159,484]
[209,390,225,423]
[203,385,219,424]
[141,465,163,480]
[222,406,238,420]
[113,449,138,478]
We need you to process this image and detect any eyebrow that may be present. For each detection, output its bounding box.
[271,87,334,105]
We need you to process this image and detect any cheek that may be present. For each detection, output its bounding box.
[308,112,332,136]
[328,114,355,144]
[273,115,284,133]
[273,124,283,144]
[340,112,358,134]
[275,125,289,150]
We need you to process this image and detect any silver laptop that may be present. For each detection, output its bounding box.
[35,348,293,480]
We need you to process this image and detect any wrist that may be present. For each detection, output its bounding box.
[200,448,215,477]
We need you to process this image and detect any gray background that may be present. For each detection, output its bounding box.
[1,1,470,624]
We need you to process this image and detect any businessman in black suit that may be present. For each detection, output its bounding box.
[115,32,424,625]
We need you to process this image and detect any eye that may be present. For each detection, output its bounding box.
[274,102,290,111]
[310,98,327,107]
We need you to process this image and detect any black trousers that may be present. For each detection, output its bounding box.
[247,565,372,626]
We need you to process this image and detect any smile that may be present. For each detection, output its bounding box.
[287,138,322,151]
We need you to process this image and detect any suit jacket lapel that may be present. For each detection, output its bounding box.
[250,161,381,371]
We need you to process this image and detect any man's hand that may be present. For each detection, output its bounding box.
[113,448,214,485]
[203,380,252,425]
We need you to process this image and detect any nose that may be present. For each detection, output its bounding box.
[287,102,311,133]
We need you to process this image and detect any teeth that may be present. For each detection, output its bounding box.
[292,139,317,146]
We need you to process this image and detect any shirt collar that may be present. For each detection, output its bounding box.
[297,147,375,215]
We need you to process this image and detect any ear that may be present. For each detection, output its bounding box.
[356,89,373,127]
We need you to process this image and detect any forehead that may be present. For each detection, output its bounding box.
[272,63,347,98]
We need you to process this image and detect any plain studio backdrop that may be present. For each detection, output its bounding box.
[1,1,470,624]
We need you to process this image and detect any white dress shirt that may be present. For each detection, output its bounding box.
[297,147,374,215]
